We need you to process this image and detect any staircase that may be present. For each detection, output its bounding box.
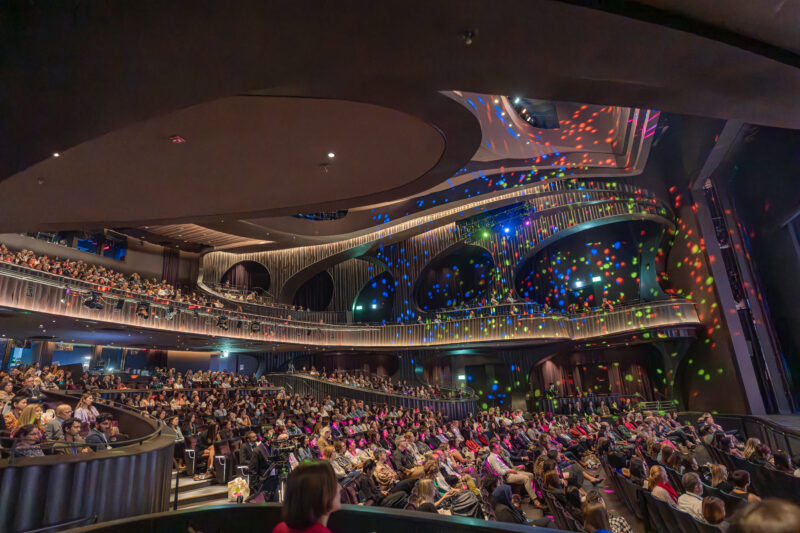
[171,470,229,510]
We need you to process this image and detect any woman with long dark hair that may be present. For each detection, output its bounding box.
[273,461,341,533]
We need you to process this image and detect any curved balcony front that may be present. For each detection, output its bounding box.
[0,390,174,533]
[267,373,477,420]
[0,261,699,349]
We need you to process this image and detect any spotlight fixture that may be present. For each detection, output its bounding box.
[327,152,335,158]
[459,29,476,45]
[53,152,60,158]
[169,135,186,144]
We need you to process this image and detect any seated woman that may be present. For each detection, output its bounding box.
[492,484,527,524]
[647,465,678,505]
[272,461,341,533]
[582,499,616,533]
[702,496,726,527]
[710,464,734,493]
[772,450,797,476]
[629,457,647,486]
[415,478,455,513]
[193,422,219,480]
[584,490,633,533]
[565,486,585,523]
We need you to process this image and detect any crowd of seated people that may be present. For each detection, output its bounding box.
[0,366,129,458]
[297,367,470,399]
[596,409,800,530]
[0,243,228,309]
[6,361,800,532]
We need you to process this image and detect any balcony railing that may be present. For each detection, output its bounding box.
[0,261,699,349]
[267,373,477,420]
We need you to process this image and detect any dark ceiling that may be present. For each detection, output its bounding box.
[2,0,800,238]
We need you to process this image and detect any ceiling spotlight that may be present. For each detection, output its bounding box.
[494,98,500,104]
[327,152,335,158]
[514,97,521,104]
[459,29,476,46]
[53,152,60,158]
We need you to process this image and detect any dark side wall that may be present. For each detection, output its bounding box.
[721,127,800,407]
[633,114,747,413]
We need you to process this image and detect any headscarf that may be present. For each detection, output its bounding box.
[492,484,526,523]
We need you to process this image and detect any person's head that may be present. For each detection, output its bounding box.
[19,403,42,426]
[78,392,94,407]
[630,456,646,479]
[55,404,73,420]
[648,465,667,490]
[95,413,113,434]
[11,394,28,413]
[62,417,82,437]
[245,431,258,444]
[711,464,728,486]
[582,500,611,532]
[15,424,40,446]
[774,451,793,473]
[682,472,702,495]
[362,459,376,475]
[566,485,582,508]
[732,470,751,490]
[322,445,335,460]
[729,499,800,533]
[281,461,341,529]
[702,496,726,525]
[417,478,436,503]
[544,470,561,490]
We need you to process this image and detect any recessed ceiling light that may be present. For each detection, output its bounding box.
[53,152,60,157]
[327,152,335,158]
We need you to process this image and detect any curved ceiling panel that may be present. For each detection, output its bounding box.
[0,96,447,231]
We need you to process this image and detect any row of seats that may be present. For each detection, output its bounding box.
[704,443,800,505]
[601,459,723,533]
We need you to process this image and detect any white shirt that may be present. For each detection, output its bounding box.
[677,492,704,522]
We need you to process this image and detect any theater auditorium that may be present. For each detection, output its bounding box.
[2,3,800,533]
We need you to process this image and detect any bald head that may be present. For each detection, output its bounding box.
[55,404,73,419]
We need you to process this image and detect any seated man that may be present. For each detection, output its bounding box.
[238,431,271,492]
[85,413,114,451]
[488,440,541,505]
[677,472,705,521]
[45,404,73,441]
[392,438,424,479]
[57,417,91,455]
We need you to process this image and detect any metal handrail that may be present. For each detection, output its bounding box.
[0,263,700,348]
[271,373,476,403]
[306,369,476,399]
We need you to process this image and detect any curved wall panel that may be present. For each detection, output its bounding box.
[353,270,395,323]
[292,270,334,311]
[0,392,173,533]
[414,244,495,311]
[220,260,271,291]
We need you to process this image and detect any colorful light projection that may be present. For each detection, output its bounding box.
[352,270,395,323]
[514,221,664,312]
[414,245,495,311]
